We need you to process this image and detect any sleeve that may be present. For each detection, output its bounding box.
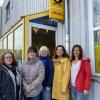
[47,59,54,87]
[61,59,71,93]
[31,61,45,89]
[20,65,28,89]
[84,60,92,90]
[0,69,3,100]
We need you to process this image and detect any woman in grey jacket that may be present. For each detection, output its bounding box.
[21,46,45,100]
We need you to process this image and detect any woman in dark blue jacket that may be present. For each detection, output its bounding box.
[0,52,22,100]
[39,46,54,100]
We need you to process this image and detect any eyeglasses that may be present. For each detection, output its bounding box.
[4,56,13,59]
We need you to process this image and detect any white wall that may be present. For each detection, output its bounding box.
[1,0,49,35]
[69,0,89,56]
[88,77,100,100]
[2,0,22,34]
[56,22,66,46]
[23,0,49,16]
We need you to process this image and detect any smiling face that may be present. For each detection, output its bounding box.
[73,47,80,59]
[28,51,37,60]
[56,47,64,57]
[71,45,83,61]
[4,53,13,65]
[39,46,50,57]
[40,50,48,57]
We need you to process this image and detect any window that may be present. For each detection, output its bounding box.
[8,33,13,52]
[89,0,100,74]
[0,41,3,56]
[14,25,23,63]
[6,1,10,22]
[93,0,100,27]
[94,31,100,73]
[2,38,7,53]
[32,27,55,57]
[93,0,100,74]
[11,0,14,9]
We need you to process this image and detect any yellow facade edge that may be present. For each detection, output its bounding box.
[0,18,24,41]
[25,11,49,20]
[0,11,49,61]
[24,11,49,59]
[0,18,25,62]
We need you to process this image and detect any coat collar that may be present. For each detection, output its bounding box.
[53,58,68,63]
[25,57,39,65]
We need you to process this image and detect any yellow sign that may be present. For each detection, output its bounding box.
[49,0,64,21]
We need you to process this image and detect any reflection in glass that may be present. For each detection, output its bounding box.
[14,25,23,63]
[93,0,100,27]
[32,27,55,57]
[8,33,13,52]
[94,30,100,73]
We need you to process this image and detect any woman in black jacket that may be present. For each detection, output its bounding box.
[0,51,22,100]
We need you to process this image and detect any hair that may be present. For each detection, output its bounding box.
[1,51,18,66]
[71,44,83,62]
[28,46,37,53]
[39,46,50,56]
[53,45,69,59]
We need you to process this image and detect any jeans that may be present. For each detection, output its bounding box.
[71,85,88,100]
[41,88,52,100]
[24,93,41,100]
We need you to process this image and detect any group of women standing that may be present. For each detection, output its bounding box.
[0,44,91,100]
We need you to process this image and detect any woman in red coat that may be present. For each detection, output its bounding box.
[71,44,92,100]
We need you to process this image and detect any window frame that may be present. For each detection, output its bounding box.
[88,0,100,76]
[6,1,10,22]
[13,25,23,63]
[7,32,13,52]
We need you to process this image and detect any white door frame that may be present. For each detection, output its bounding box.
[29,22,57,46]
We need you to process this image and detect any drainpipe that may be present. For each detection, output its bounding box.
[1,7,2,36]
[65,0,70,54]
[0,7,2,36]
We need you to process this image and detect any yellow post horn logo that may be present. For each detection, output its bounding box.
[54,0,62,4]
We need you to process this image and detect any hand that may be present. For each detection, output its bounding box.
[46,87,51,91]
[25,85,32,93]
[61,90,66,95]
[83,90,89,95]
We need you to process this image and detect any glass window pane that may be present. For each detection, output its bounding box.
[0,41,3,56]
[14,25,23,63]
[94,30,100,73]
[93,0,100,27]
[0,41,2,49]
[6,1,10,22]
[8,33,13,52]
[2,38,7,53]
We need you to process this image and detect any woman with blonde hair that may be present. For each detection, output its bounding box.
[39,46,54,100]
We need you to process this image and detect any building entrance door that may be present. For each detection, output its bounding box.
[30,23,57,57]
